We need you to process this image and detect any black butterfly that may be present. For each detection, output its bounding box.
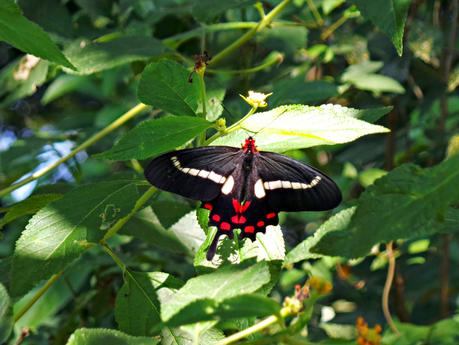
[145,137,341,260]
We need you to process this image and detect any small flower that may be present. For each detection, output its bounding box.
[356,316,382,345]
[308,276,333,295]
[240,90,272,108]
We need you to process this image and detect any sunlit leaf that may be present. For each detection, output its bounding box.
[66,328,159,345]
[0,283,12,343]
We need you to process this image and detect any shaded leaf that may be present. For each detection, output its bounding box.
[161,261,271,326]
[169,210,206,255]
[0,193,62,230]
[95,116,212,160]
[213,105,390,152]
[270,79,338,107]
[11,181,139,297]
[64,36,168,75]
[66,328,159,345]
[351,0,411,56]
[285,208,356,264]
[312,156,459,258]
[0,0,74,68]
[115,272,182,336]
[191,0,257,23]
[0,283,12,343]
[138,59,200,116]
[161,326,224,345]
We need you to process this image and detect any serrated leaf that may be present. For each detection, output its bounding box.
[0,283,13,343]
[212,104,390,152]
[0,193,62,230]
[161,261,271,326]
[115,271,182,336]
[95,116,212,160]
[161,327,224,345]
[64,36,168,75]
[0,0,74,69]
[138,60,200,116]
[285,208,356,264]
[351,0,410,56]
[66,328,159,345]
[170,211,206,254]
[11,181,138,297]
[312,156,459,258]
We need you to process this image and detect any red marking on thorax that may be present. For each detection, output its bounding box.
[242,137,258,153]
[232,199,251,213]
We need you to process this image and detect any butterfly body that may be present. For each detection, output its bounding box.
[145,137,341,259]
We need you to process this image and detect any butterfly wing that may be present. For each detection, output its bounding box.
[256,151,342,212]
[144,146,242,201]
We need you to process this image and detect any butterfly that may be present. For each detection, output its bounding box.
[144,137,341,260]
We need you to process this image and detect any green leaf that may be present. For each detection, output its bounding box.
[0,283,13,343]
[0,0,74,69]
[312,156,459,258]
[150,195,194,229]
[41,74,98,105]
[122,208,189,254]
[64,36,168,75]
[66,328,159,345]
[161,261,271,326]
[170,211,206,255]
[270,79,339,107]
[161,326,224,345]
[138,60,200,116]
[95,116,211,160]
[351,0,411,56]
[115,271,182,336]
[213,105,390,152]
[191,0,257,23]
[358,168,387,187]
[0,194,62,230]
[285,208,356,264]
[11,181,139,297]
[342,61,405,94]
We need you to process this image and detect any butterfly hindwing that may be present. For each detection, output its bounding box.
[144,146,242,201]
[256,151,342,212]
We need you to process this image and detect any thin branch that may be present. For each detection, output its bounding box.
[0,104,152,198]
[382,241,400,335]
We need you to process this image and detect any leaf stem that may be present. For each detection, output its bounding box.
[321,13,350,40]
[207,52,283,75]
[0,103,151,198]
[197,68,208,146]
[14,271,64,323]
[382,241,400,335]
[216,308,290,345]
[305,0,324,26]
[209,0,291,66]
[102,186,157,241]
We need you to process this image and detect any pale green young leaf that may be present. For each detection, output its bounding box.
[138,59,200,116]
[64,36,168,75]
[312,156,459,258]
[0,0,75,69]
[0,283,13,343]
[351,0,411,56]
[66,328,159,345]
[213,104,390,152]
[161,261,271,325]
[11,181,138,297]
[95,116,211,161]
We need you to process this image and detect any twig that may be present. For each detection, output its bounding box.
[440,234,452,317]
[382,242,400,335]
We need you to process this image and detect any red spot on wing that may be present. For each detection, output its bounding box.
[257,221,265,227]
[220,222,231,231]
[203,203,213,210]
[266,212,276,219]
[244,226,255,233]
[231,215,247,224]
[232,199,251,213]
[212,214,221,222]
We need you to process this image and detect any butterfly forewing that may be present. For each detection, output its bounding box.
[256,151,342,212]
[144,146,241,201]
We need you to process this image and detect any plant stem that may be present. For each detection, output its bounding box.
[209,0,291,66]
[382,241,400,335]
[102,186,157,241]
[306,0,324,26]
[216,308,290,345]
[207,52,283,75]
[0,103,151,198]
[14,271,64,323]
[197,69,208,146]
[321,13,350,40]
[204,106,257,145]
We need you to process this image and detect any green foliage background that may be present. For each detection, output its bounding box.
[0,0,458,344]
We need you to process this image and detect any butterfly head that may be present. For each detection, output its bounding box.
[243,136,258,153]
